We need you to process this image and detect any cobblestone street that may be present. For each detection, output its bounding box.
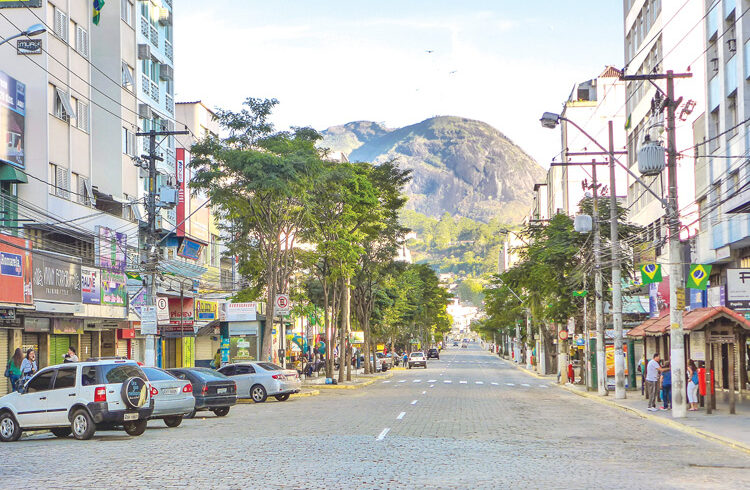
[3,345,750,488]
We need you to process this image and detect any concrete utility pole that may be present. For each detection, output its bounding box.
[592,162,607,396]
[136,128,189,367]
[608,120,625,399]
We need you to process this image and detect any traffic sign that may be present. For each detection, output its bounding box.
[559,330,569,341]
[275,294,291,316]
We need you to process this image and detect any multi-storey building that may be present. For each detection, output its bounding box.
[623,0,706,260]
[694,0,750,303]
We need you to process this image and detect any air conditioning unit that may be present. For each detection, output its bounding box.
[138,103,153,119]
[137,43,151,60]
[159,64,173,81]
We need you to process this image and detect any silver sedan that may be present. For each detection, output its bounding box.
[140,367,195,427]
[217,362,301,403]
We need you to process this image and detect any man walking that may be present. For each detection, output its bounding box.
[645,353,660,411]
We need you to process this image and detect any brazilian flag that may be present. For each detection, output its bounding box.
[572,290,588,297]
[93,0,105,25]
[686,264,712,290]
[126,271,142,281]
[640,264,662,284]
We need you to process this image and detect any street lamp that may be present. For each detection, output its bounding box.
[0,24,46,47]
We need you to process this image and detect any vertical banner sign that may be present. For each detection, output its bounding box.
[175,148,186,236]
[0,233,32,304]
[96,226,127,272]
[0,70,26,169]
[80,266,101,305]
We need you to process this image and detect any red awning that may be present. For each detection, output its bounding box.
[627,306,750,338]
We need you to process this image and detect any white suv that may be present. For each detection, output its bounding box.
[0,359,153,442]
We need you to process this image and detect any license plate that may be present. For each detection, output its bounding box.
[217,388,227,394]
[163,388,179,395]
[123,412,138,421]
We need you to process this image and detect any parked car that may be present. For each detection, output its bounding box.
[218,362,301,403]
[376,352,392,370]
[168,367,237,418]
[0,359,153,442]
[140,367,195,427]
[427,348,440,360]
[408,352,427,369]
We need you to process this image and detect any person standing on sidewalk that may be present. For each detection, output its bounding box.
[687,360,699,411]
[638,355,646,396]
[646,353,661,411]
[659,360,672,410]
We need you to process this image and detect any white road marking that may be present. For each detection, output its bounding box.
[506,383,515,386]
[398,380,407,383]
[444,380,452,384]
[459,380,467,384]
[382,381,391,384]
[521,383,530,387]
[376,428,390,441]
[427,379,437,383]
[411,400,418,405]
[422,390,427,394]
[439,373,444,376]
[397,412,405,420]
[475,381,484,385]
[491,382,499,386]
[539,384,548,388]
[430,384,435,387]
[413,380,421,383]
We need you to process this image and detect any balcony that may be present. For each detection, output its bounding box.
[150,25,158,47]
[165,40,173,62]
[140,16,149,38]
[166,94,174,114]
[150,81,159,103]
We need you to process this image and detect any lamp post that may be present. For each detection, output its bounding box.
[0,24,46,47]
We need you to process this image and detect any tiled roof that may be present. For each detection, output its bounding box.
[600,66,623,78]
[627,306,750,337]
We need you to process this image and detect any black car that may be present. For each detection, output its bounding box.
[168,367,237,418]
[427,348,440,360]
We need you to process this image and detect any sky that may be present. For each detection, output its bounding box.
[176,1,624,167]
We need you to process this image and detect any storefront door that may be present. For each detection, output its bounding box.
[49,334,73,366]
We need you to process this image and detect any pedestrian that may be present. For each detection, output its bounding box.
[645,353,660,411]
[687,360,699,411]
[402,352,408,368]
[4,348,23,393]
[638,355,646,396]
[659,360,672,410]
[567,362,575,384]
[63,346,78,363]
[19,349,37,390]
[211,348,221,369]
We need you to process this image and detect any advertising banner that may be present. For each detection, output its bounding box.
[101,270,128,307]
[95,226,127,272]
[31,251,81,303]
[0,70,25,168]
[176,148,186,236]
[81,266,100,305]
[0,232,32,304]
[726,269,750,309]
[195,299,217,321]
[220,302,257,322]
[177,238,202,261]
[169,297,194,326]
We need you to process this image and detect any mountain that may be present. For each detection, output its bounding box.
[321,116,545,223]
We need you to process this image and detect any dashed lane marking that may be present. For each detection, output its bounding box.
[376,428,390,441]
[430,384,435,387]
[397,412,405,420]
[506,383,515,386]
[398,380,407,383]
[382,381,391,384]
[413,380,421,383]
[411,400,418,405]
[539,385,548,388]
[427,379,437,383]
[459,381,467,384]
[521,383,530,387]
[475,381,484,385]
[444,380,452,384]
[491,382,499,386]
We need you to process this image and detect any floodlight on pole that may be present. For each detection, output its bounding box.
[0,23,46,47]
[540,112,561,129]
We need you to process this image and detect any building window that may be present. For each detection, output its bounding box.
[122,127,136,156]
[72,172,91,205]
[121,0,134,26]
[210,234,219,267]
[52,86,75,122]
[122,61,135,91]
[53,6,68,42]
[76,100,89,132]
[75,25,89,57]
[49,163,69,199]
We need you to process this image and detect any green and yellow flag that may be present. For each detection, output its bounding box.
[572,290,588,297]
[640,263,662,284]
[93,0,105,25]
[686,264,712,290]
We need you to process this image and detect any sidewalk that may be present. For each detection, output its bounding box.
[509,360,750,455]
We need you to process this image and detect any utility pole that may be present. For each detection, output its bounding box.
[592,162,607,396]
[136,128,189,367]
[608,120,625,399]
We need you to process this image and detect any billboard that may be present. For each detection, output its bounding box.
[726,269,750,309]
[95,226,127,272]
[81,266,101,305]
[194,299,217,321]
[101,270,128,307]
[32,251,81,303]
[0,70,25,169]
[0,1,43,7]
[0,232,32,304]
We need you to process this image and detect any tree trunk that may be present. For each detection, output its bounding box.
[363,317,371,374]
[263,262,277,363]
[344,276,352,381]
[323,276,332,378]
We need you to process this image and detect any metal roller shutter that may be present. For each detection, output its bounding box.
[80,333,92,361]
[22,333,39,353]
[196,336,214,363]
[116,339,129,358]
[0,330,9,396]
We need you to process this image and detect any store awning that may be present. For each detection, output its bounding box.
[0,164,27,183]
[627,306,750,338]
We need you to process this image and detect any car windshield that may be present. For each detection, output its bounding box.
[142,367,177,381]
[411,353,424,358]
[98,364,145,383]
[256,362,283,371]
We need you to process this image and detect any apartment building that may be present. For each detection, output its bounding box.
[694,0,750,298]
[549,66,629,219]
[623,0,706,256]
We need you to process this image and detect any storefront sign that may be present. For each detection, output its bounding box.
[140,306,157,335]
[81,266,101,305]
[0,233,32,304]
[23,317,49,332]
[16,39,42,55]
[101,270,127,306]
[32,251,81,303]
[95,226,127,272]
[118,327,135,339]
[177,238,203,261]
[0,70,25,168]
[220,302,257,322]
[727,269,750,309]
[707,285,725,307]
[0,307,15,320]
[0,1,43,8]
[169,297,194,326]
[53,318,83,335]
[195,299,217,321]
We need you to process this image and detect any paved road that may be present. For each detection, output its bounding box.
[3,344,750,488]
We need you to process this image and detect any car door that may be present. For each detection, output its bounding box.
[48,365,78,426]
[234,365,256,395]
[15,369,55,427]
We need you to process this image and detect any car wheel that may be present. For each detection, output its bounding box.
[71,409,95,440]
[184,409,197,419]
[212,407,231,416]
[123,419,147,437]
[251,384,267,403]
[164,416,183,428]
[274,394,290,402]
[0,412,21,442]
[51,427,71,438]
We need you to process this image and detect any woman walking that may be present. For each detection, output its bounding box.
[5,348,23,392]
[687,360,699,411]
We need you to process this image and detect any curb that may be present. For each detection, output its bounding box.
[236,389,321,403]
[306,371,394,390]
[505,359,750,455]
